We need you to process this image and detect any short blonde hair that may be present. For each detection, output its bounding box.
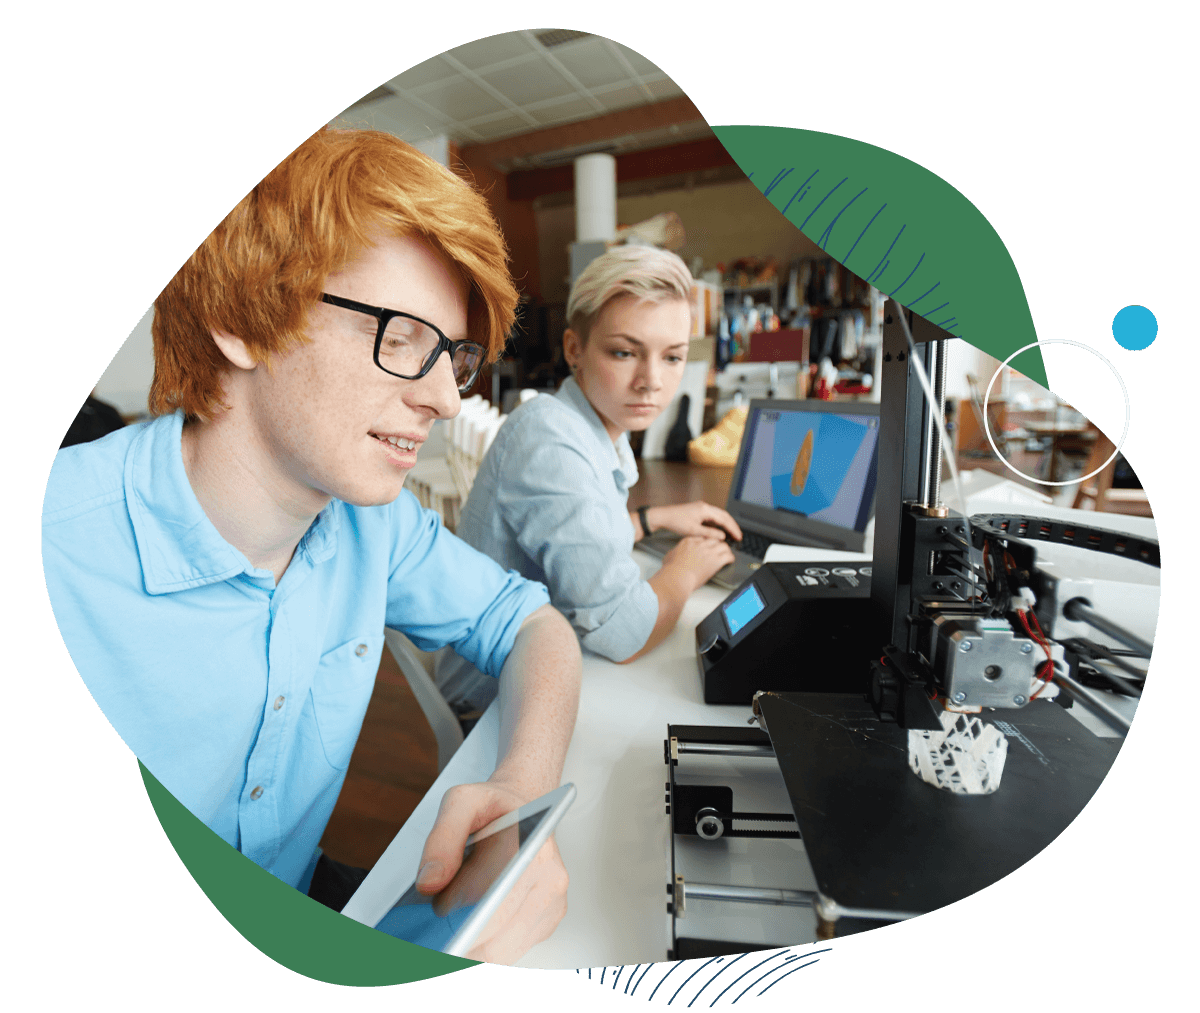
[151,128,517,420]
[566,244,693,343]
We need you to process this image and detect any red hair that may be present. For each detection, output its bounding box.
[150,128,517,419]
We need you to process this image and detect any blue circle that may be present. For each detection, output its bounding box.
[1112,304,1158,350]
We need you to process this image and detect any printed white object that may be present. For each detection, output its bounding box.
[908,709,1009,795]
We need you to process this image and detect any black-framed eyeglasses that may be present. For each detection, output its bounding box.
[320,293,487,393]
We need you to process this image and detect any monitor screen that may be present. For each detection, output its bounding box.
[733,404,880,534]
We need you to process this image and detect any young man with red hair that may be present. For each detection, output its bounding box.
[42,128,581,963]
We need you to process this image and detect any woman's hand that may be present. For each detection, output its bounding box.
[642,501,743,543]
[660,534,736,594]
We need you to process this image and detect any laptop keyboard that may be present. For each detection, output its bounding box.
[729,530,773,560]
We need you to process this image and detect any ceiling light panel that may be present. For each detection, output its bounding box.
[533,29,591,48]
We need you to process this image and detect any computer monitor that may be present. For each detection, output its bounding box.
[727,399,881,553]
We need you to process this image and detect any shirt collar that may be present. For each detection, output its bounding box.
[125,411,340,595]
[555,376,639,490]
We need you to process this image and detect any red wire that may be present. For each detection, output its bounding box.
[1016,608,1054,699]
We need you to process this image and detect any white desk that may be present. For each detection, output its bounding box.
[344,504,1158,970]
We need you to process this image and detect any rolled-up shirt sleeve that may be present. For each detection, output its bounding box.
[382,493,549,678]
[493,426,658,661]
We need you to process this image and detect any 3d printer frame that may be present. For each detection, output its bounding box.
[868,308,1155,730]
[658,310,1157,955]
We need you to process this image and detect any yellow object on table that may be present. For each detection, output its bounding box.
[687,406,749,467]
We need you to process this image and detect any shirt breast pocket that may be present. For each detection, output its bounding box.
[310,632,384,771]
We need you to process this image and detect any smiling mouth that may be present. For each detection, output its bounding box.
[370,433,422,451]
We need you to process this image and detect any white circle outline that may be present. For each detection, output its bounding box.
[983,339,1130,488]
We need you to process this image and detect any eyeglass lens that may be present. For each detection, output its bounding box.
[380,316,482,388]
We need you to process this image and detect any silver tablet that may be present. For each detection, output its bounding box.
[371,783,576,957]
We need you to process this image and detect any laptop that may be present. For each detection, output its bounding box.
[638,398,881,589]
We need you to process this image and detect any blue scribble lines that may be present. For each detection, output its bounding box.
[866,225,905,285]
[669,956,723,1004]
[909,282,941,307]
[800,177,847,231]
[574,947,830,1004]
[647,958,682,1000]
[844,203,886,263]
[754,958,822,996]
[688,953,748,1007]
[753,160,966,336]
[631,963,655,995]
[887,252,925,298]
[782,169,819,215]
[817,187,868,250]
[762,167,794,197]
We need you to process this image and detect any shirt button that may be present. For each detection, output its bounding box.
[274,695,285,710]
[355,643,368,657]
[250,786,263,801]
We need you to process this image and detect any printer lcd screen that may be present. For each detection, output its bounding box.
[723,584,766,636]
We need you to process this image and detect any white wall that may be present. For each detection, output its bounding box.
[93,306,155,416]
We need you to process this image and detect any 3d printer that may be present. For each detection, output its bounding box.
[664,307,1157,957]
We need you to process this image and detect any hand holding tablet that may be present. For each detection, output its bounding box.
[369,783,576,961]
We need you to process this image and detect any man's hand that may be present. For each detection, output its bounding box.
[416,779,569,964]
[413,604,579,963]
[640,501,743,543]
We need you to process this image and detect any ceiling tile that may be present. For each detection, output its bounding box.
[645,77,684,100]
[412,77,507,120]
[551,38,630,90]
[482,61,577,106]
[614,43,664,77]
[447,32,537,69]
[388,57,459,90]
[594,84,650,112]
[529,96,601,126]
[464,114,534,140]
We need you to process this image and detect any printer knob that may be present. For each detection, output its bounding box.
[699,633,728,661]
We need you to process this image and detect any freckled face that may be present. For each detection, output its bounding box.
[564,295,691,442]
[240,234,467,509]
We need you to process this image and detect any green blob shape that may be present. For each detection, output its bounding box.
[139,762,477,986]
[712,125,1047,387]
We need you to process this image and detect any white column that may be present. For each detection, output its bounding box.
[573,153,617,242]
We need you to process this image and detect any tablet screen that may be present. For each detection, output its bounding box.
[373,807,549,952]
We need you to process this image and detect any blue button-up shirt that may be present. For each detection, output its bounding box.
[42,411,548,888]
[457,376,658,663]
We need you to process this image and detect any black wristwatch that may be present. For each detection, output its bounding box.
[637,505,653,539]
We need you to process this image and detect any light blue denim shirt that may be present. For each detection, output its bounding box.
[456,376,658,665]
[42,411,548,889]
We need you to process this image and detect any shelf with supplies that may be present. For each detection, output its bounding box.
[722,280,779,313]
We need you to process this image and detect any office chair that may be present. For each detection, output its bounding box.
[383,628,464,773]
[1072,426,1151,515]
